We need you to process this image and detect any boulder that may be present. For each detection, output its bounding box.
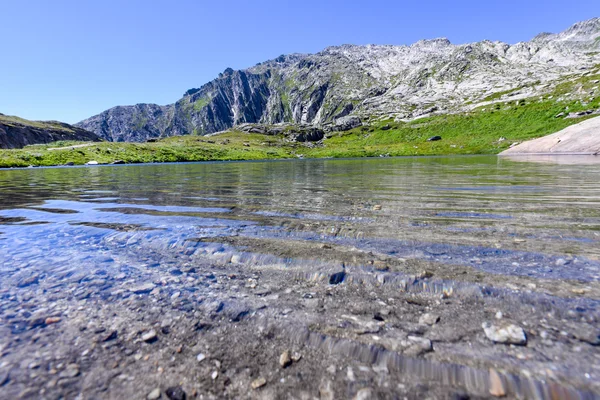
[331,116,362,132]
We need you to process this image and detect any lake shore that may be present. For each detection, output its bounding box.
[2,98,599,169]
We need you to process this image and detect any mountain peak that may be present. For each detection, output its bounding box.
[77,18,600,143]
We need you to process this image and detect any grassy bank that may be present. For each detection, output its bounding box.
[2,75,599,168]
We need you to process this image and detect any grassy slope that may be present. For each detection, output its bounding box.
[1,68,599,168]
[0,114,75,133]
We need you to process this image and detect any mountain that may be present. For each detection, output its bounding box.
[77,18,600,142]
[0,114,101,149]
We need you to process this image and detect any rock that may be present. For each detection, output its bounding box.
[329,270,346,285]
[332,116,362,132]
[147,388,161,400]
[0,371,9,387]
[291,351,302,362]
[354,388,374,400]
[251,377,267,389]
[86,161,99,165]
[427,136,442,141]
[130,283,155,294]
[279,350,292,368]
[165,386,186,400]
[489,369,506,397]
[45,317,61,325]
[17,274,39,287]
[196,353,206,362]
[482,322,527,345]
[404,336,433,356]
[573,327,600,346]
[101,330,118,342]
[372,204,382,211]
[211,371,219,380]
[59,364,80,379]
[419,313,440,325]
[112,160,125,164]
[142,330,158,343]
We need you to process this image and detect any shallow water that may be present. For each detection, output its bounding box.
[1,156,599,283]
[1,156,600,398]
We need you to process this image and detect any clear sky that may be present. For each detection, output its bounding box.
[0,0,598,124]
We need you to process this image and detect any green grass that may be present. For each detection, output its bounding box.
[1,72,599,168]
[193,98,210,111]
[0,114,74,133]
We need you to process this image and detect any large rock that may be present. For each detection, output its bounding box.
[331,116,362,132]
[500,116,600,155]
[482,322,527,345]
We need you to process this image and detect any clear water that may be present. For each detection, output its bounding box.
[1,155,600,285]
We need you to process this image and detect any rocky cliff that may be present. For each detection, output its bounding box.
[77,18,600,142]
[0,114,101,149]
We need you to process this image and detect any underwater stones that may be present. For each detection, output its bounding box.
[404,336,433,356]
[251,377,267,389]
[279,350,292,368]
[482,322,527,345]
[165,386,186,400]
[147,388,161,400]
[129,283,155,294]
[419,313,440,325]
[142,330,158,343]
[329,270,346,285]
[488,369,507,397]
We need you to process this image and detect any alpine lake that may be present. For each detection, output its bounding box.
[0,155,599,399]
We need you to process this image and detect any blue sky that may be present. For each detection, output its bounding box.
[0,0,598,124]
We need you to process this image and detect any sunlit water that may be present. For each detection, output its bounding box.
[2,156,600,398]
[1,156,599,285]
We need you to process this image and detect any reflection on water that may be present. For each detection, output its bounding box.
[1,156,600,281]
[1,156,600,398]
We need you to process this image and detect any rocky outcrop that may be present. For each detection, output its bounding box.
[499,115,600,155]
[77,18,600,142]
[0,114,101,149]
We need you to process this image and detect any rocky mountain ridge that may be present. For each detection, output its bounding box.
[77,18,600,142]
[0,114,101,149]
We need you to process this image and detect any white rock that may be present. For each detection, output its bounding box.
[482,322,527,345]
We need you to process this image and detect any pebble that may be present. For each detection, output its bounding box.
[279,350,292,368]
[196,353,206,362]
[291,351,302,362]
[130,283,155,294]
[419,313,440,325]
[372,205,382,211]
[102,330,118,342]
[329,270,346,285]
[251,377,267,389]
[0,371,9,386]
[211,371,219,380]
[404,336,433,356]
[45,317,61,325]
[489,369,506,397]
[482,322,527,345]
[354,388,374,400]
[142,330,158,343]
[147,388,161,400]
[59,364,80,379]
[165,386,186,400]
